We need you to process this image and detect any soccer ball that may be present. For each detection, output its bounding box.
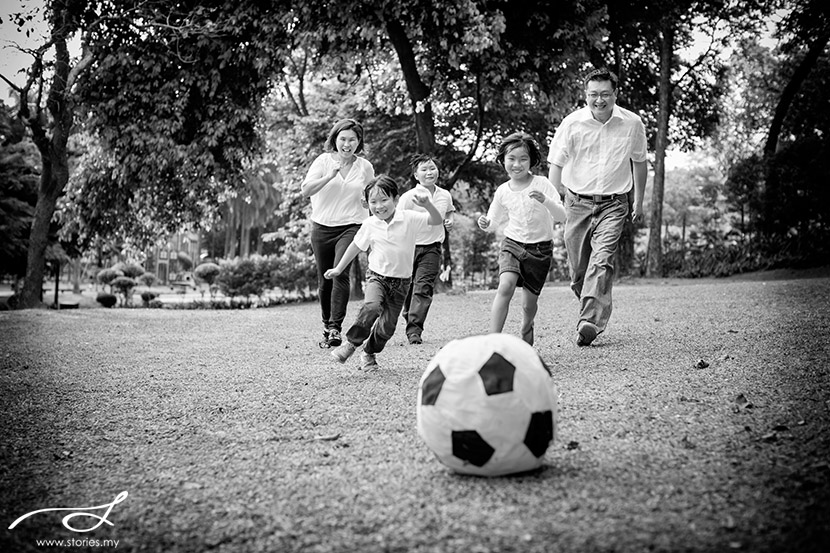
[416,333,558,476]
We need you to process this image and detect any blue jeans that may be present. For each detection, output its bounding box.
[402,242,442,338]
[346,271,411,355]
[310,222,359,332]
[564,191,629,333]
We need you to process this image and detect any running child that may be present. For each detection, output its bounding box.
[477,132,566,346]
[398,154,455,345]
[326,175,443,369]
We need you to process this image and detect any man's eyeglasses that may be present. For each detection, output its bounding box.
[587,92,614,100]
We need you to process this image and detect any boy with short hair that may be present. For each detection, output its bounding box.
[325,174,443,369]
[398,154,455,345]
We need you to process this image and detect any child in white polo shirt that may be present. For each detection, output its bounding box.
[325,175,443,369]
[478,132,566,346]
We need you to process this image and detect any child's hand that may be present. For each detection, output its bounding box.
[477,215,490,230]
[443,219,454,230]
[324,268,341,279]
[412,193,430,207]
[528,190,546,203]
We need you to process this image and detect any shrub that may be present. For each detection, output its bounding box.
[96,268,124,292]
[112,262,146,279]
[138,272,157,288]
[177,251,193,271]
[141,291,158,306]
[110,276,138,306]
[148,298,164,309]
[216,257,268,301]
[96,293,117,308]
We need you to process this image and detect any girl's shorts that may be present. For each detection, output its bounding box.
[498,237,553,296]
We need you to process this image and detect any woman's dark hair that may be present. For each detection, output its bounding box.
[496,132,542,168]
[325,118,365,154]
[363,174,399,202]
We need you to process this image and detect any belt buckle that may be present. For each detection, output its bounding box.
[592,194,604,202]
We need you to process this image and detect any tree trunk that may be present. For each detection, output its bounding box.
[761,29,830,234]
[17,1,81,308]
[384,17,436,153]
[645,18,674,277]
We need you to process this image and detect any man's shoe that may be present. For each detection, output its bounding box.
[576,322,599,347]
[331,342,356,363]
[408,334,423,345]
[360,350,379,370]
[327,328,342,347]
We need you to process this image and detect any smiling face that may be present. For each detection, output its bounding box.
[367,185,397,222]
[586,79,616,123]
[502,144,532,182]
[335,129,360,159]
[414,160,439,188]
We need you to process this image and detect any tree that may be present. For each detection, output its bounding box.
[2,0,290,308]
[0,101,39,287]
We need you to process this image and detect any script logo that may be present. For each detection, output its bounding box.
[8,491,128,533]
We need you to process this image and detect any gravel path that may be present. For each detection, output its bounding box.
[1,271,829,552]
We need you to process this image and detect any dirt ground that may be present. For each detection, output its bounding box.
[1,270,829,552]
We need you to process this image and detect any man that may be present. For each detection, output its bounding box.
[547,68,648,346]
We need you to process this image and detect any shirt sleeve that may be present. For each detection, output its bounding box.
[399,190,414,210]
[630,118,648,162]
[432,190,453,218]
[547,122,570,167]
[303,154,327,184]
[485,187,508,231]
[352,221,371,252]
[539,179,566,223]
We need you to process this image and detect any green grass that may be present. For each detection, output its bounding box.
[1,271,829,552]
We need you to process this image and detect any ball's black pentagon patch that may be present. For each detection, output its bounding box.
[421,365,445,406]
[478,352,515,395]
[524,410,554,457]
[451,430,495,467]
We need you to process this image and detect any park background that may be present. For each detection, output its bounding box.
[1,0,829,309]
[1,1,830,551]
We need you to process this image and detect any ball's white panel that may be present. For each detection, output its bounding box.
[416,333,558,476]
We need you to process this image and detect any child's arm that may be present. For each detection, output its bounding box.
[324,242,363,279]
[411,194,442,225]
[478,194,503,231]
[529,190,566,223]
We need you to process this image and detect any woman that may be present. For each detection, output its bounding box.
[302,118,375,348]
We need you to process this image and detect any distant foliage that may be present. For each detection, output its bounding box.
[111,262,145,279]
[138,272,157,288]
[96,293,117,308]
[110,276,138,306]
[216,257,268,302]
[194,262,221,285]
[96,268,124,291]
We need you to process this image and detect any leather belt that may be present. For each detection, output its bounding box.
[567,188,628,202]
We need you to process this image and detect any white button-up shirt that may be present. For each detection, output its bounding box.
[547,105,647,195]
[398,184,454,245]
[353,209,433,278]
[303,153,375,226]
[485,175,564,244]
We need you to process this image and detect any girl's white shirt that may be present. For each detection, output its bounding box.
[485,175,565,243]
[303,152,375,226]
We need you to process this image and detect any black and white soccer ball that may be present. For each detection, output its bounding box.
[416,333,558,476]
